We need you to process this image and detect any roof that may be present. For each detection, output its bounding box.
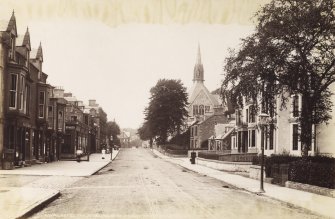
[118,131,130,139]
[189,81,220,106]
[7,12,17,36]
[64,96,77,102]
[30,43,43,60]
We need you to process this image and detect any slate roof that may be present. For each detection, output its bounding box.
[189,82,220,106]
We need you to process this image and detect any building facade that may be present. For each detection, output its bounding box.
[0,12,110,169]
[187,45,229,149]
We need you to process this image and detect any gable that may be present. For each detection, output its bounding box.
[192,90,213,105]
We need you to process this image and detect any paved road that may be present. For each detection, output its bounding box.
[30,148,322,219]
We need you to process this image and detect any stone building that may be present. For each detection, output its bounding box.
[0,12,110,168]
[187,45,228,149]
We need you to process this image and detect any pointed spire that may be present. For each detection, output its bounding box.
[193,43,204,83]
[22,27,31,49]
[196,43,202,65]
[7,10,17,36]
[36,42,43,61]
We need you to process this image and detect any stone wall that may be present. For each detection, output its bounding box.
[197,157,251,172]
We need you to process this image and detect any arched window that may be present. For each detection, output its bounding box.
[193,105,198,115]
[199,105,204,115]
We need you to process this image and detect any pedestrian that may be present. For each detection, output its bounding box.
[76,149,83,162]
[101,148,106,159]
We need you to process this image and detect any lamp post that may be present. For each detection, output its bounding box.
[258,113,269,193]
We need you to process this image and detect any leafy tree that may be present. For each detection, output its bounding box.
[138,121,154,147]
[145,79,188,145]
[168,129,190,149]
[222,0,335,156]
[98,108,108,144]
[107,121,121,146]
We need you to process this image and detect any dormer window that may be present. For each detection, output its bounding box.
[26,50,29,67]
[9,36,15,60]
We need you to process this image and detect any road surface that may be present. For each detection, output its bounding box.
[30,148,321,219]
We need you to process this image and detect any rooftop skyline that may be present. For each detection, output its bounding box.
[0,0,268,129]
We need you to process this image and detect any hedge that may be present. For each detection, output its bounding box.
[290,159,335,189]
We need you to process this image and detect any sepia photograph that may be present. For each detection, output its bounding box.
[0,0,334,218]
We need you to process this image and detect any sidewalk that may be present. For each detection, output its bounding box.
[0,150,119,177]
[0,149,120,219]
[152,149,335,219]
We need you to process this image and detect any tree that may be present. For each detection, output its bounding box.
[222,0,335,156]
[99,108,108,145]
[145,79,188,145]
[106,121,121,146]
[138,121,154,148]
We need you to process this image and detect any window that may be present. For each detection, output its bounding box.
[9,74,17,108]
[39,91,45,118]
[19,75,24,110]
[292,124,299,150]
[71,116,77,122]
[194,126,198,136]
[293,95,299,117]
[236,110,242,125]
[26,50,29,67]
[248,130,256,147]
[269,125,274,150]
[193,105,198,115]
[58,111,64,131]
[246,109,249,123]
[25,85,30,115]
[9,36,15,60]
[205,106,210,113]
[199,105,204,115]
[190,127,193,137]
[249,105,256,123]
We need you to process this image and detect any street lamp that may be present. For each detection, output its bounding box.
[258,113,269,193]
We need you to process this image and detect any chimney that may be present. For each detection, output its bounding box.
[64,92,72,97]
[89,99,96,107]
[53,87,64,98]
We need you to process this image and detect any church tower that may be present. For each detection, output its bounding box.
[193,44,204,83]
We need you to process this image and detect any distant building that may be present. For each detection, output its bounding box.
[187,45,229,149]
[118,131,130,148]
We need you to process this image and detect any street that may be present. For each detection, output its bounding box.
[26,148,321,219]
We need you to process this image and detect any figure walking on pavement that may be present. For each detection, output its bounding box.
[101,147,106,159]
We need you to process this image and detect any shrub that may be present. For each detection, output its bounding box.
[263,154,300,177]
[289,158,335,189]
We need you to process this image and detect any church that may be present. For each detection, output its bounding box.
[188,46,229,149]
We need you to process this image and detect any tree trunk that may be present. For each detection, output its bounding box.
[149,138,153,148]
[300,94,313,157]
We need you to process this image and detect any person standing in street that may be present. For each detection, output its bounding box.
[101,148,106,159]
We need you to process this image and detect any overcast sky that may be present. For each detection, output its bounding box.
[0,0,268,129]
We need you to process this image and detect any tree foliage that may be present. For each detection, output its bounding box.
[106,121,121,146]
[144,79,188,145]
[222,0,335,156]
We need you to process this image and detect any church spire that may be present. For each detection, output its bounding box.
[196,43,202,65]
[193,44,204,83]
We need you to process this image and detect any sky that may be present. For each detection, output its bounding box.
[0,0,269,129]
